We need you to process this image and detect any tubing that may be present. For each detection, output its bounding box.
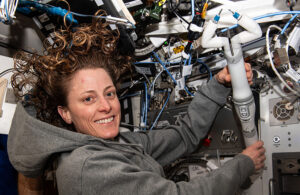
[221,11,300,33]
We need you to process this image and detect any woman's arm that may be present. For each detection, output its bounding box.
[18,173,43,195]
[121,63,253,166]
[122,76,231,166]
[72,151,255,195]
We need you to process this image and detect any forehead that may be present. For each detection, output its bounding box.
[70,68,114,89]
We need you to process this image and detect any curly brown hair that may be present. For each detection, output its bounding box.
[11,10,132,129]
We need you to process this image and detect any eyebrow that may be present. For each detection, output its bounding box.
[104,85,115,91]
[80,85,115,95]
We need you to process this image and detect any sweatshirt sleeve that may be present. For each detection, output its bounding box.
[78,152,254,195]
[122,77,231,166]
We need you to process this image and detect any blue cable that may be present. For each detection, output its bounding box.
[198,60,212,80]
[140,96,145,128]
[191,0,195,18]
[18,0,78,24]
[221,11,300,33]
[152,52,177,84]
[188,54,192,65]
[150,92,171,130]
[183,54,195,96]
[281,14,299,34]
[144,82,148,130]
[184,86,194,96]
[183,59,188,66]
[5,0,10,23]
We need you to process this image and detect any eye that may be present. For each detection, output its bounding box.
[83,96,93,102]
[106,91,116,98]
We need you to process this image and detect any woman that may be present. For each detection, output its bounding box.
[7,11,265,195]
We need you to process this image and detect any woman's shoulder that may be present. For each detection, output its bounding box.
[56,144,132,173]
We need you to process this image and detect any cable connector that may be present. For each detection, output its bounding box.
[229,9,241,20]
[213,15,220,22]
[213,9,223,23]
[184,13,205,54]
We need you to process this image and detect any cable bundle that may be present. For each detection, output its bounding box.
[0,0,19,24]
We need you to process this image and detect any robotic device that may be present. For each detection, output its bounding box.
[201,10,262,147]
[1,1,300,195]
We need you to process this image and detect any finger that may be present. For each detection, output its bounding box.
[225,75,231,83]
[260,156,266,163]
[224,66,229,73]
[253,140,264,148]
[245,63,252,71]
[258,148,266,156]
[256,163,265,170]
[217,73,226,84]
[248,78,253,85]
[246,71,253,80]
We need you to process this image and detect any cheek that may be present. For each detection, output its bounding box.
[113,99,121,116]
[71,106,95,124]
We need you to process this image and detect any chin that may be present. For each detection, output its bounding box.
[98,128,119,139]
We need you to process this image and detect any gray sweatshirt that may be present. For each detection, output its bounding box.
[8,78,254,195]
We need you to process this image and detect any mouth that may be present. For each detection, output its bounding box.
[95,116,114,124]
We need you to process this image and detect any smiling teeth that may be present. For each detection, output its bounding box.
[95,117,114,124]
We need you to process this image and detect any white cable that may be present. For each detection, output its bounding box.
[150,65,180,95]
[266,24,300,96]
[0,0,18,22]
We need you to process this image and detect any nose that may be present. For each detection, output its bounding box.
[97,97,112,113]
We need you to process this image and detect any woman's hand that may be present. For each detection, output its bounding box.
[215,62,253,85]
[242,141,266,172]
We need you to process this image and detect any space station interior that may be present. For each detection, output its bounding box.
[0,0,300,194]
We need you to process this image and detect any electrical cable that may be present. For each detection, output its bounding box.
[150,91,171,130]
[141,72,151,85]
[168,0,181,12]
[265,24,300,96]
[184,86,194,96]
[149,65,180,94]
[191,0,195,18]
[0,0,19,23]
[221,11,300,33]
[5,0,10,22]
[0,68,14,77]
[17,0,78,24]
[152,53,195,97]
[173,10,190,24]
[281,13,298,34]
[144,82,148,130]
[0,41,34,54]
[17,0,135,27]
[195,0,203,11]
[183,52,195,96]
[70,11,135,28]
[119,92,142,100]
[140,94,145,129]
[134,61,179,65]
[197,59,212,81]
[152,52,178,84]
[168,0,189,24]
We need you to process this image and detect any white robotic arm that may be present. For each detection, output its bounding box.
[202,11,262,147]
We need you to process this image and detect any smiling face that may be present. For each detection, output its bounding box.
[57,68,121,139]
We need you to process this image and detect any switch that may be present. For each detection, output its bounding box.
[273,136,280,143]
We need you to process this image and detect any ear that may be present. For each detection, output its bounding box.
[57,106,72,124]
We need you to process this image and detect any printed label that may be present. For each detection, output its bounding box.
[182,65,193,76]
